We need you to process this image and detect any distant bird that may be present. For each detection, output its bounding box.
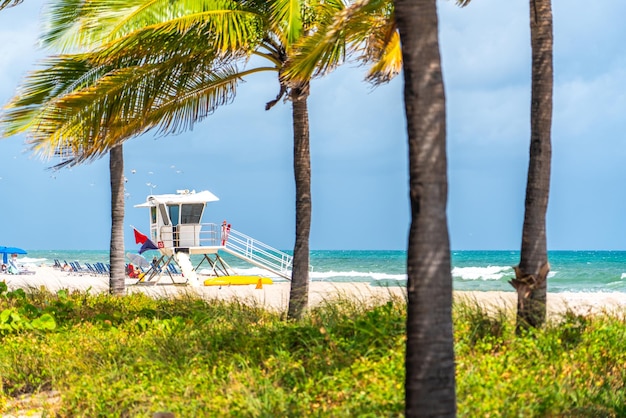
[131,169,136,174]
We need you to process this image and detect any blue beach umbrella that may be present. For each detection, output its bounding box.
[0,247,27,264]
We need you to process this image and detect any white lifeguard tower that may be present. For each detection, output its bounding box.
[134,189,293,286]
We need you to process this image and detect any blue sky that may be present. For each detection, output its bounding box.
[1,0,626,251]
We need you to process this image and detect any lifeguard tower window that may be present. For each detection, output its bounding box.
[159,205,170,226]
[169,206,180,226]
[181,204,204,224]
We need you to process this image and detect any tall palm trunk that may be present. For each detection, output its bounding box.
[109,144,126,295]
[394,0,456,415]
[510,0,553,331]
[287,84,311,320]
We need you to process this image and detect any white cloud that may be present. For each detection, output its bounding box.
[440,0,529,89]
[554,69,626,137]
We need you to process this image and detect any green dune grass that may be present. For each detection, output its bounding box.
[0,283,624,416]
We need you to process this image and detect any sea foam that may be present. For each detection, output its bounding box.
[232,267,407,282]
[452,266,511,281]
[17,257,48,265]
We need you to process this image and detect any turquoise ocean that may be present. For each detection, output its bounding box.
[17,250,626,293]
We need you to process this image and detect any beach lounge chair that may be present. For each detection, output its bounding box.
[150,257,162,273]
[7,259,35,275]
[74,261,91,273]
[167,263,181,275]
[7,260,18,274]
[85,263,99,275]
[69,262,80,273]
[94,262,108,275]
[68,261,90,275]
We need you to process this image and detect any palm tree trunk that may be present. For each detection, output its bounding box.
[287,84,311,320]
[394,0,456,415]
[510,0,553,331]
[109,144,126,296]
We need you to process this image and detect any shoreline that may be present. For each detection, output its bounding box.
[2,266,626,316]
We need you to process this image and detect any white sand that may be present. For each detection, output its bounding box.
[455,291,626,316]
[2,266,626,316]
[0,266,406,309]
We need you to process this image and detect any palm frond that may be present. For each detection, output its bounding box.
[0,0,22,11]
[41,0,141,51]
[96,10,266,61]
[42,59,245,167]
[43,0,183,50]
[304,0,346,25]
[4,42,276,164]
[283,0,395,84]
[363,28,401,84]
[1,54,108,137]
[270,0,303,50]
[356,0,400,84]
[34,61,257,165]
[42,0,267,53]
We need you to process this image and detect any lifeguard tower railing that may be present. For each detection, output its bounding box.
[157,223,294,279]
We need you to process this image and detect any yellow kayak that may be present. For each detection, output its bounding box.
[203,276,273,286]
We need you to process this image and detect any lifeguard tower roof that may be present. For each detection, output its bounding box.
[134,190,219,208]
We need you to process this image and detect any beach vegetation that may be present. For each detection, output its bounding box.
[0,289,624,416]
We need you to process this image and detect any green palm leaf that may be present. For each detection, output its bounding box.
[0,0,22,11]
[283,0,396,84]
[3,43,273,163]
[42,0,267,52]
[269,0,303,49]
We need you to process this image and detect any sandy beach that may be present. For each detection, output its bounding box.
[2,265,626,317]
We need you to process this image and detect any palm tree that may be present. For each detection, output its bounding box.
[293,0,467,412]
[0,0,359,317]
[392,0,457,414]
[0,0,130,294]
[509,0,553,331]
